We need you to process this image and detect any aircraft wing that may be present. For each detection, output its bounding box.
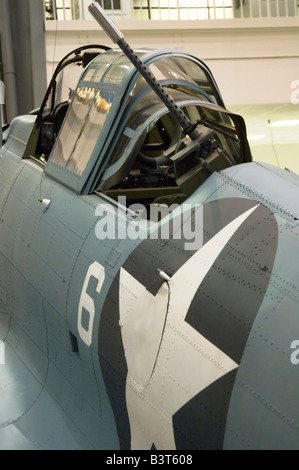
[0,310,79,449]
[0,309,118,450]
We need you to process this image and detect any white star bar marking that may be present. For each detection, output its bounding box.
[119,205,259,450]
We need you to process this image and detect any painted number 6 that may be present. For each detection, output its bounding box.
[78,262,105,346]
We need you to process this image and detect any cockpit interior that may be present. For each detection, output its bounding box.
[23,45,252,215]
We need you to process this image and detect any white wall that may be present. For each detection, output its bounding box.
[45,17,299,106]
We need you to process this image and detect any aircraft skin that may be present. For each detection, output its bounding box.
[0,30,299,450]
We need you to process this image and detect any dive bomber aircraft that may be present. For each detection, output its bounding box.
[0,2,298,450]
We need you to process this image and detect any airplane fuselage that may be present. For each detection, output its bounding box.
[0,111,299,449]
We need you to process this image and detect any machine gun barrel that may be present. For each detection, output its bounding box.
[88,2,200,141]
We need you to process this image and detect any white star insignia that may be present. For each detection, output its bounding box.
[119,205,259,449]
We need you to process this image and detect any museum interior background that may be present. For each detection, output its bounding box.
[0,0,298,172]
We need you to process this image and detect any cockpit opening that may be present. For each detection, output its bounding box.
[26,46,251,207]
[95,90,250,219]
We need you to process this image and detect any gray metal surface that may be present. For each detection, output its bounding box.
[0,28,298,449]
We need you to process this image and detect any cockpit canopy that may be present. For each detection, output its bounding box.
[24,46,251,203]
